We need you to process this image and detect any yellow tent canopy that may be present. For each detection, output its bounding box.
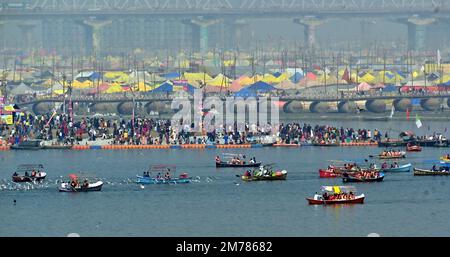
[207,74,232,87]
[105,83,124,94]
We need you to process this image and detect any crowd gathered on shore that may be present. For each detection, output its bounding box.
[0,111,445,147]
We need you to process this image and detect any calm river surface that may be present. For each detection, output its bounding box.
[1,119,450,237]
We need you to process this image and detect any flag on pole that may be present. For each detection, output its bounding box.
[415,114,423,129]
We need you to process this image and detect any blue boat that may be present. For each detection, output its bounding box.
[136,176,191,185]
[380,163,412,173]
[136,164,191,185]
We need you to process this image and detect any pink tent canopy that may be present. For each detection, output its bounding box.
[357,82,372,91]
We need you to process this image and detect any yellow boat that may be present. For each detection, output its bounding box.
[440,156,450,163]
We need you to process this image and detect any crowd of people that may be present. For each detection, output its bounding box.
[0,110,446,148]
[321,192,356,201]
[380,149,405,157]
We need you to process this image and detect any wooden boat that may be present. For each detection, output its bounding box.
[59,174,103,192]
[11,164,47,183]
[413,168,450,176]
[378,152,406,159]
[215,153,261,168]
[10,140,44,150]
[306,186,365,205]
[241,171,287,181]
[342,172,385,183]
[406,144,422,152]
[135,165,191,185]
[380,163,412,173]
[136,175,191,184]
[378,141,407,147]
[216,161,261,168]
[319,168,360,178]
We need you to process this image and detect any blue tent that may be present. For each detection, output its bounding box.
[150,82,173,93]
[383,84,397,92]
[272,72,282,78]
[234,81,276,97]
[290,72,304,83]
[162,72,181,80]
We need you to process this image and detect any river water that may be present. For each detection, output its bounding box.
[1,119,450,237]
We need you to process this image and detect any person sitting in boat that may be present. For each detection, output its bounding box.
[70,180,77,188]
[382,162,388,169]
[164,172,171,180]
[322,192,329,200]
[249,157,256,164]
[25,171,29,177]
[215,156,221,163]
[369,163,375,169]
[156,173,161,180]
[244,170,252,177]
[31,170,36,177]
[82,179,89,188]
[13,172,18,177]
[432,165,438,172]
[394,162,399,168]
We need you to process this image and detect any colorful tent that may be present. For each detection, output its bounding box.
[235,81,276,97]
[207,73,232,87]
[357,82,372,91]
[183,72,213,84]
[105,83,125,94]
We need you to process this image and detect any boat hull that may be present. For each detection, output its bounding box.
[136,176,191,184]
[342,174,385,183]
[59,181,103,192]
[413,168,450,176]
[381,164,412,173]
[12,174,47,183]
[215,162,261,168]
[306,196,365,205]
[379,155,406,159]
[241,173,287,181]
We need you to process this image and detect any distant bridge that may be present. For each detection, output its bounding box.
[1,0,448,18]
[18,92,450,115]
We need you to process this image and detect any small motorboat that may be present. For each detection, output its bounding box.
[380,163,412,173]
[241,165,287,181]
[406,144,422,152]
[306,186,365,205]
[59,174,103,192]
[136,165,191,185]
[342,172,385,183]
[215,154,261,168]
[414,162,450,176]
[12,164,47,183]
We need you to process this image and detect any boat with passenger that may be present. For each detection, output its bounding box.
[59,173,103,192]
[380,162,412,173]
[378,150,406,159]
[414,162,450,176]
[319,161,378,178]
[241,164,287,181]
[136,165,191,184]
[406,143,422,152]
[10,139,44,150]
[12,164,47,183]
[215,154,261,168]
[342,171,385,183]
[440,154,450,163]
[306,186,365,205]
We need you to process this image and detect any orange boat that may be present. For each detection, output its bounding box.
[306,186,365,205]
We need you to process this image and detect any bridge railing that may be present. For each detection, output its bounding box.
[7,0,448,12]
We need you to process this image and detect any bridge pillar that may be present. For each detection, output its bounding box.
[338,101,358,113]
[309,101,330,113]
[294,17,326,49]
[365,100,387,113]
[17,22,37,51]
[283,101,304,113]
[406,16,435,51]
[225,19,248,50]
[188,18,221,54]
[420,98,440,111]
[80,18,113,55]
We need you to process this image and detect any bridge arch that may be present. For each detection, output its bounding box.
[89,102,119,114]
[32,102,56,115]
[145,101,174,114]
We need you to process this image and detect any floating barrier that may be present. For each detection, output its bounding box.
[216,144,251,149]
[71,145,90,150]
[273,144,300,147]
[0,145,10,151]
[341,142,378,147]
[181,144,206,149]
